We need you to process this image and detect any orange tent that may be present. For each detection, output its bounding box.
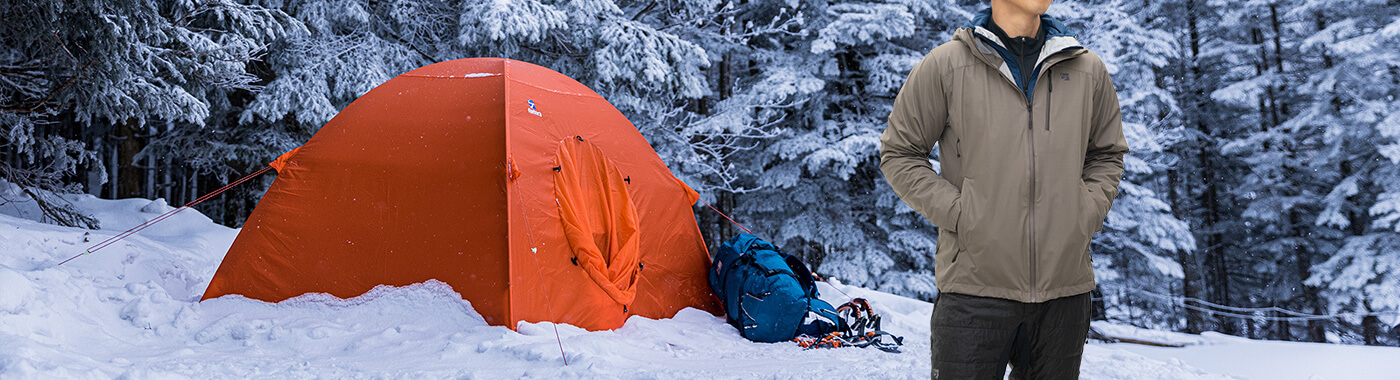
[202,58,720,330]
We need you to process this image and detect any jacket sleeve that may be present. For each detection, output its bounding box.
[880,55,962,232]
[1083,64,1130,222]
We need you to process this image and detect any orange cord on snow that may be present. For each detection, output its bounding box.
[54,166,274,267]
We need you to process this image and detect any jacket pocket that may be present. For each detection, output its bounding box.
[952,187,965,233]
[956,178,983,254]
[937,229,962,264]
[1078,181,1105,235]
[934,228,969,285]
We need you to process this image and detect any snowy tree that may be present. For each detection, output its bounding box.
[1,0,296,226]
[1298,0,1400,346]
[720,0,966,300]
[1051,0,1196,328]
[1208,0,1341,341]
[1149,0,1268,336]
[651,0,802,190]
[641,0,812,247]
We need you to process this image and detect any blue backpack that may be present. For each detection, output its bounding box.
[708,234,843,342]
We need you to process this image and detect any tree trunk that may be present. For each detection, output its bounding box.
[1274,318,1290,341]
[107,138,118,198]
[117,119,144,199]
[1269,4,1288,121]
[1293,208,1326,342]
[161,158,171,201]
[1091,288,1107,321]
[1179,0,1207,334]
[716,48,735,242]
[1179,240,1204,333]
[1199,145,1232,335]
[144,150,156,199]
[1362,305,1381,346]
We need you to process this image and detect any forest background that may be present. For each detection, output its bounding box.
[2,0,1397,346]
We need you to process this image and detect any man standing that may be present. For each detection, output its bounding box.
[880,1,1128,379]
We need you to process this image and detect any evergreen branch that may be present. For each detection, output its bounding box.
[50,30,81,60]
[371,16,439,63]
[0,59,96,114]
[20,187,99,229]
[0,164,100,229]
[522,44,588,59]
[0,66,47,77]
[156,42,269,64]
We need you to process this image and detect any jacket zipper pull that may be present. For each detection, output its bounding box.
[1027,103,1033,130]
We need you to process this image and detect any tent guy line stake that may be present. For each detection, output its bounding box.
[694,196,855,299]
[54,166,273,267]
[509,171,569,366]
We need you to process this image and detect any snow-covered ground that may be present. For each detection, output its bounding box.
[1098,326,1400,380]
[1,182,1396,379]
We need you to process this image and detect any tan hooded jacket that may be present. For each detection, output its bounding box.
[880,17,1129,303]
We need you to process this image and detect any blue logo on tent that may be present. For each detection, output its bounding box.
[527,99,542,117]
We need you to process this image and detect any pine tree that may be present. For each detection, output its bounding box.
[1052,0,1196,328]
[650,0,808,246]
[1209,0,1340,341]
[726,0,966,299]
[1164,0,1259,336]
[1,0,296,226]
[1300,0,1400,346]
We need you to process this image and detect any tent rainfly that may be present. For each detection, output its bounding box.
[202,58,721,330]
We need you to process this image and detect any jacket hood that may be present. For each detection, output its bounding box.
[961,8,1083,99]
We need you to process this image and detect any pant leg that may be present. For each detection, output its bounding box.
[1016,292,1092,380]
[1004,322,1032,380]
[929,292,1023,380]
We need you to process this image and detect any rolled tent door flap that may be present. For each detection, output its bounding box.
[552,137,641,307]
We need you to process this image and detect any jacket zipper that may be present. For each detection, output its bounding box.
[1046,69,1053,131]
[1026,89,1037,303]
[1028,62,1070,302]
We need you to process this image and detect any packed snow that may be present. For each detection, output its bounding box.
[1,182,1396,379]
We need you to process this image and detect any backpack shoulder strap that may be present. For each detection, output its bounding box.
[783,254,818,298]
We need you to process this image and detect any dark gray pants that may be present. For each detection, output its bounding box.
[929,292,1091,380]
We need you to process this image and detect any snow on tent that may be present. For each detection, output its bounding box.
[201,58,721,331]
